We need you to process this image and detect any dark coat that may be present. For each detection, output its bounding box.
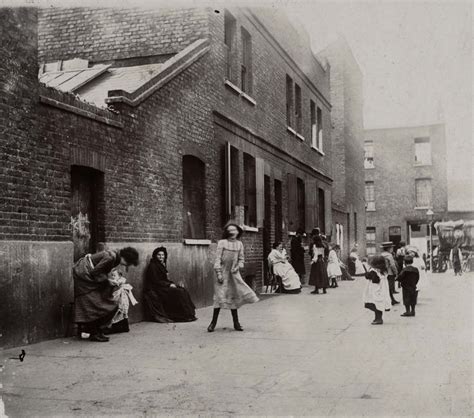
[73,250,120,323]
[396,266,419,306]
[290,235,306,275]
[144,259,196,323]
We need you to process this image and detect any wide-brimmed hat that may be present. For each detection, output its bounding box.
[381,241,394,249]
[223,220,243,238]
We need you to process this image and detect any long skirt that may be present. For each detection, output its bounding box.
[273,262,302,291]
[309,257,329,289]
[144,287,196,323]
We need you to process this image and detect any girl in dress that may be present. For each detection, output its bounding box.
[267,242,302,293]
[309,234,330,294]
[363,255,392,325]
[208,222,259,332]
[327,244,342,288]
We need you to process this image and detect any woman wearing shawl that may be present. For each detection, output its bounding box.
[144,246,197,323]
[309,234,330,294]
[267,242,302,293]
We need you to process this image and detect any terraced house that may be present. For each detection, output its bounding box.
[0,7,334,347]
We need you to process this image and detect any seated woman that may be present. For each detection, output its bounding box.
[144,246,197,323]
[267,242,302,294]
[73,247,139,342]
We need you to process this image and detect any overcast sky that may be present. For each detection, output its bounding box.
[4,0,473,211]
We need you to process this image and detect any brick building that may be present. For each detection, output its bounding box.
[317,37,366,260]
[1,7,334,347]
[364,123,448,256]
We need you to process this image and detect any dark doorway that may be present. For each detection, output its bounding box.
[71,166,104,262]
[263,175,271,282]
[318,188,325,233]
[389,226,402,247]
[274,179,282,242]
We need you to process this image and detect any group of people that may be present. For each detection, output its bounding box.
[363,241,429,325]
[72,221,260,342]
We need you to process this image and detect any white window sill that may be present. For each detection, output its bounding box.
[296,133,305,141]
[366,209,376,212]
[224,79,256,106]
[414,163,432,167]
[364,166,375,170]
[183,239,212,246]
[311,146,325,156]
[242,225,259,232]
[414,206,430,210]
[287,126,297,135]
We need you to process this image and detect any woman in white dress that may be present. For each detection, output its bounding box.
[349,245,366,277]
[363,255,392,325]
[207,222,259,332]
[327,244,343,288]
[267,242,302,293]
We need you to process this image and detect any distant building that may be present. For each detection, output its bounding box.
[364,123,448,256]
[317,37,366,260]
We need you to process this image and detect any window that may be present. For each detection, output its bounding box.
[354,212,358,242]
[366,227,376,255]
[295,83,302,134]
[318,188,325,233]
[389,226,402,247]
[297,177,305,231]
[317,106,323,150]
[183,155,206,239]
[415,178,432,208]
[224,11,236,82]
[364,141,374,169]
[310,100,317,148]
[286,75,294,128]
[274,179,282,241]
[240,28,252,94]
[243,152,256,227]
[414,137,431,165]
[365,181,375,211]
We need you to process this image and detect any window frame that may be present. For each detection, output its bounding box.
[364,141,375,169]
[414,137,432,166]
[365,181,375,211]
[224,10,237,83]
[286,75,294,129]
[415,178,432,209]
[240,27,252,95]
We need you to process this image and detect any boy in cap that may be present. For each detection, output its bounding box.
[396,255,419,317]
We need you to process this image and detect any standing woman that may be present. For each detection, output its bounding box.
[309,234,330,294]
[290,228,306,285]
[363,255,391,325]
[208,222,259,332]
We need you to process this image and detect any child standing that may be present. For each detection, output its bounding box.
[396,255,419,317]
[327,244,342,288]
[363,255,391,325]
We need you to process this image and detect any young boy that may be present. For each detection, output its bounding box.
[396,255,419,317]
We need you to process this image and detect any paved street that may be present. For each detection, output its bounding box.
[1,272,472,417]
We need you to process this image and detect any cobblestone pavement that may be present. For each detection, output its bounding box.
[1,272,472,417]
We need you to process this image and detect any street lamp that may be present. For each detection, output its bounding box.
[426,208,434,271]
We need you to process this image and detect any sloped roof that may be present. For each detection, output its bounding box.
[39,38,209,108]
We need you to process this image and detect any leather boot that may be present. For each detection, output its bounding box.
[231,309,243,331]
[207,308,220,332]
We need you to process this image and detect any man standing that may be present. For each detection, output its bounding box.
[381,242,399,305]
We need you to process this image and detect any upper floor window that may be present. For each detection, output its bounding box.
[240,28,252,95]
[366,227,376,242]
[415,178,432,208]
[364,141,374,169]
[414,137,431,165]
[295,83,302,135]
[286,75,294,129]
[183,155,206,239]
[310,100,317,148]
[224,10,236,83]
[317,106,323,151]
[365,181,375,211]
[297,177,306,231]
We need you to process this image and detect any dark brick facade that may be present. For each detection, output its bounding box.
[364,123,448,253]
[1,7,335,347]
[317,38,366,259]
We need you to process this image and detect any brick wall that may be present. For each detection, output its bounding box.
[38,7,209,63]
[365,123,448,247]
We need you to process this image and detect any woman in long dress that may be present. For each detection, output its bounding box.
[268,242,302,293]
[309,234,330,294]
[73,247,139,342]
[208,222,259,332]
[327,244,342,288]
[144,246,197,323]
[363,255,391,325]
